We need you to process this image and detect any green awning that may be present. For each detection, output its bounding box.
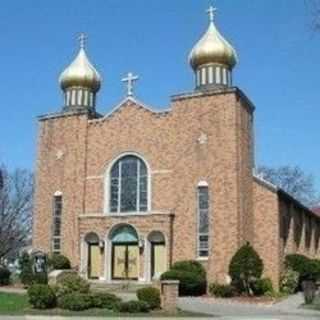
[111,226,138,243]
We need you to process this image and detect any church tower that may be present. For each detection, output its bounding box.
[189,6,237,90]
[59,34,101,112]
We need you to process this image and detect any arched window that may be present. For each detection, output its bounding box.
[110,155,148,213]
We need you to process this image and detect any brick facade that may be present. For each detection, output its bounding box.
[33,88,320,288]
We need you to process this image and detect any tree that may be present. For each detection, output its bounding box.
[305,0,320,30]
[0,165,33,262]
[257,165,319,208]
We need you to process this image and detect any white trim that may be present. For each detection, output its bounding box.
[103,152,152,215]
[86,175,104,180]
[198,180,209,187]
[54,190,63,196]
[151,170,172,175]
[89,96,170,123]
[78,211,172,219]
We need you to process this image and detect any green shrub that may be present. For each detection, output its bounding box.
[58,292,92,311]
[285,254,310,274]
[0,266,11,286]
[280,268,299,294]
[118,300,150,313]
[209,283,237,298]
[171,260,206,279]
[55,273,90,299]
[229,243,263,295]
[19,252,34,287]
[136,287,161,309]
[161,269,206,296]
[33,272,48,285]
[27,284,56,309]
[252,278,273,296]
[90,292,121,310]
[48,254,71,270]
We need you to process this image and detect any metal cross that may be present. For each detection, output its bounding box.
[207,5,217,23]
[78,33,87,49]
[121,72,139,97]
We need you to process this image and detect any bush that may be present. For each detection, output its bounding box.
[252,278,273,296]
[55,273,90,299]
[280,268,299,294]
[58,292,92,311]
[48,254,71,270]
[161,269,206,296]
[209,283,237,298]
[136,287,161,309]
[229,243,263,295]
[33,272,48,285]
[118,300,150,313]
[28,284,56,309]
[19,252,34,287]
[0,266,11,286]
[90,292,121,310]
[171,260,206,279]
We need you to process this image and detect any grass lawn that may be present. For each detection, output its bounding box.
[0,292,205,317]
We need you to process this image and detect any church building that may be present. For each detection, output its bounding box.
[33,7,320,288]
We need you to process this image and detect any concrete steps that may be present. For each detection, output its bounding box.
[89,281,153,293]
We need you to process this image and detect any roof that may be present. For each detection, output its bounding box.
[312,207,320,217]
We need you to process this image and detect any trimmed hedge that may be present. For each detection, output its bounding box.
[0,266,11,286]
[229,243,263,294]
[171,260,206,278]
[136,287,161,309]
[90,292,121,310]
[28,284,56,309]
[48,254,71,270]
[55,273,90,299]
[118,300,150,313]
[252,278,273,296]
[58,292,92,311]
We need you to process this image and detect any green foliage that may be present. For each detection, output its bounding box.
[252,278,274,296]
[171,260,206,279]
[161,269,206,296]
[32,272,48,285]
[48,254,71,270]
[136,287,161,309]
[90,292,121,310]
[55,273,90,300]
[229,243,263,295]
[280,268,299,294]
[118,300,150,313]
[58,292,92,311]
[0,266,11,286]
[19,252,34,286]
[209,283,237,298]
[27,284,56,309]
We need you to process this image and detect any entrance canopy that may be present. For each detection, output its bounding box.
[110,225,138,243]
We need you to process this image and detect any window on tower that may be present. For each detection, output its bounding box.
[197,185,209,258]
[52,194,62,254]
[109,155,148,214]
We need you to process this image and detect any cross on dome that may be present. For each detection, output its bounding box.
[207,5,217,23]
[78,33,87,49]
[121,72,139,97]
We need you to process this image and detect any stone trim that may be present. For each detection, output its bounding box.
[78,211,174,219]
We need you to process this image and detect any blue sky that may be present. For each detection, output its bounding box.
[0,0,319,190]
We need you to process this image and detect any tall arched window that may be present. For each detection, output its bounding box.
[197,184,209,258]
[110,155,148,213]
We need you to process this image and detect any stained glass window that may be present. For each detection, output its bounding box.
[52,195,62,254]
[198,186,209,257]
[110,156,148,213]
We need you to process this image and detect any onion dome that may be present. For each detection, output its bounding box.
[189,6,238,90]
[59,34,101,111]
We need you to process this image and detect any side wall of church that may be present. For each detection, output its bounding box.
[253,179,281,289]
[33,114,89,266]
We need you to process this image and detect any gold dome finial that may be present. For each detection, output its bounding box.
[189,5,238,89]
[59,34,101,93]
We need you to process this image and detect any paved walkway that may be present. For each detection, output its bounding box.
[178,293,320,319]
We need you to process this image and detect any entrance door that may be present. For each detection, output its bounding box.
[151,243,166,279]
[88,244,101,279]
[112,244,139,280]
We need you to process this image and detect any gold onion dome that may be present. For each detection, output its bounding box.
[59,34,101,93]
[189,6,238,71]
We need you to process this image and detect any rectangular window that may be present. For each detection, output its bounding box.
[52,195,62,254]
[197,186,209,258]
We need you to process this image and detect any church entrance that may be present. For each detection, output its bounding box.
[110,225,139,280]
[148,231,166,280]
[85,233,101,279]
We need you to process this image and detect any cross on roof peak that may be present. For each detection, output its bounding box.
[121,72,139,97]
[207,5,217,23]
